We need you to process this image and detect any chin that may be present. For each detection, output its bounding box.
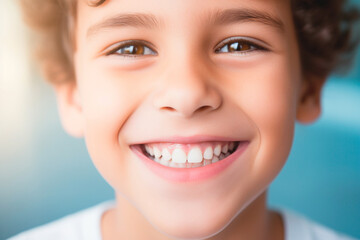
[157,221,226,240]
[146,202,242,240]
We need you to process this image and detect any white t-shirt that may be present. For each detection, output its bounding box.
[8,202,358,240]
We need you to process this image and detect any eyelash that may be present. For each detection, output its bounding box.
[105,38,268,57]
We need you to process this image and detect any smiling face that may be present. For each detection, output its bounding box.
[56,0,322,239]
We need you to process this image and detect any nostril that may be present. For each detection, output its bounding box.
[195,105,212,114]
[161,106,176,112]
[160,105,214,116]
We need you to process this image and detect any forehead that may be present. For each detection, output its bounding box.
[76,0,293,35]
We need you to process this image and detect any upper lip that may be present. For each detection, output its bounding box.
[128,135,244,145]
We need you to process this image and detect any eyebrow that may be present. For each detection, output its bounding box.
[87,13,161,37]
[87,8,285,38]
[211,8,285,32]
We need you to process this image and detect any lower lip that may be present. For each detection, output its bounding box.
[131,142,249,183]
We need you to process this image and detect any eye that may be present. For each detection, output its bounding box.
[215,37,268,55]
[106,41,157,57]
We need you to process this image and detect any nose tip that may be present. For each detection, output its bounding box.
[153,81,223,118]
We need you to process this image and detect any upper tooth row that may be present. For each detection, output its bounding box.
[144,143,235,164]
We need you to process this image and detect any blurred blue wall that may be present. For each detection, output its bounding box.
[268,78,360,237]
[268,12,360,235]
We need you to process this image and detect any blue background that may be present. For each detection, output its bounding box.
[0,2,359,240]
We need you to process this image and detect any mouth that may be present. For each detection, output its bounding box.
[130,139,249,182]
[138,141,241,168]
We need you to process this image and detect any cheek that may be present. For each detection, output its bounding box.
[227,56,300,186]
[252,60,299,184]
[75,67,146,189]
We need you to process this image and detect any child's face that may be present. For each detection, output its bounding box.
[59,0,321,238]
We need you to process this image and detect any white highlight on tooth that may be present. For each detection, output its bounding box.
[222,144,228,153]
[172,149,187,163]
[162,148,171,161]
[212,156,219,163]
[203,147,213,160]
[153,147,161,158]
[214,145,221,156]
[188,147,203,163]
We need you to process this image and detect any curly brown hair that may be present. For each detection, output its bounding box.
[19,0,359,84]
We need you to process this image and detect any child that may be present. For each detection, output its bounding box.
[12,0,359,239]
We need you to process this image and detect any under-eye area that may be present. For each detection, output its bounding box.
[138,141,243,168]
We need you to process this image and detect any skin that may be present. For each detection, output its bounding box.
[55,0,324,239]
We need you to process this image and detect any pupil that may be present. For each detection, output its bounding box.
[229,42,251,52]
[135,45,144,54]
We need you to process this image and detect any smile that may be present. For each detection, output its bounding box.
[141,142,239,168]
[130,138,249,182]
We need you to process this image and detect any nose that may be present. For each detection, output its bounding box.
[153,58,222,118]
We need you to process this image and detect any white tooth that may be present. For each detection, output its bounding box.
[221,144,228,153]
[162,148,171,161]
[169,162,178,168]
[178,163,187,168]
[154,157,161,163]
[145,145,151,155]
[172,149,187,163]
[153,147,162,158]
[203,159,212,166]
[225,152,230,157]
[214,145,221,156]
[188,147,203,163]
[229,142,235,151]
[159,158,169,166]
[189,163,202,168]
[212,156,219,163]
[203,147,213,160]
[219,153,225,160]
[148,146,154,156]
[169,162,186,168]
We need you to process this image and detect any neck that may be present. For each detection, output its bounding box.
[207,192,284,240]
[102,191,284,240]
